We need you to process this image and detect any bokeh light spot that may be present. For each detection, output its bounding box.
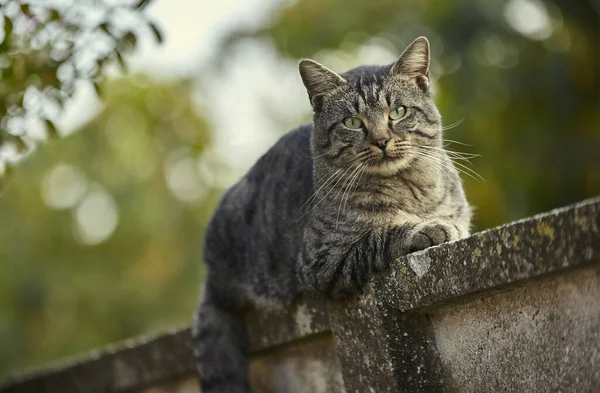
[164,152,206,202]
[42,164,87,210]
[74,190,119,245]
[504,0,553,41]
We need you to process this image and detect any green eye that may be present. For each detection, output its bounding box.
[343,117,363,129]
[389,106,407,120]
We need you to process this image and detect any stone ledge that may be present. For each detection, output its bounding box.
[1,197,598,393]
[0,327,195,393]
[246,296,330,352]
[370,197,600,311]
[430,265,600,393]
[0,297,332,393]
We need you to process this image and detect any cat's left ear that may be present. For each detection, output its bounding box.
[299,59,346,107]
[390,37,430,89]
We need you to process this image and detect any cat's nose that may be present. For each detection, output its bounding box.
[371,136,390,151]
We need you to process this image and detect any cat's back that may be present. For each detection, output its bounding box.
[203,124,314,285]
[220,123,313,216]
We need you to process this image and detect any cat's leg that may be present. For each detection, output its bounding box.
[404,218,468,253]
[192,278,250,393]
[297,222,409,299]
[297,216,471,298]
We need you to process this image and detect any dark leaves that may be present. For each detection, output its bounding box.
[1,15,13,51]
[19,4,31,16]
[5,133,27,153]
[114,50,127,72]
[44,119,58,139]
[0,0,164,167]
[123,31,137,47]
[49,9,61,22]
[135,0,153,9]
[99,22,111,35]
[0,161,14,193]
[92,80,102,97]
[149,22,163,44]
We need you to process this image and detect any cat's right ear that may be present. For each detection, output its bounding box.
[298,59,346,107]
[390,37,430,91]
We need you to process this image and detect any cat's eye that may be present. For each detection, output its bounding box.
[389,106,407,120]
[343,117,363,130]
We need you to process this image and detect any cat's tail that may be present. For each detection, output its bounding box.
[192,281,251,393]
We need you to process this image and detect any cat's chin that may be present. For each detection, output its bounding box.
[365,157,412,176]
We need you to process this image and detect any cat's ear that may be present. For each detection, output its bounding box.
[298,59,346,106]
[390,37,430,88]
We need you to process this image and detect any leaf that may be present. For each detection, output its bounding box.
[4,134,28,153]
[1,15,13,50]
[20,4,31,16]
[114,50,126,72]
[13,136,27,153]
[135,0,152,9]
[45,119,59,139]
[98,22,111,35]
[96,54,110,69]
[49,9,61,21]
[149,22,163,44]
[92,80,102,97]
[123,32,137,47]
[0,162,14,193]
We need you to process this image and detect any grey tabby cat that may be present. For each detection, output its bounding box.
[192,37,471,393]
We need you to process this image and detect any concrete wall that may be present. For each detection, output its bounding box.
[1,198,599,393]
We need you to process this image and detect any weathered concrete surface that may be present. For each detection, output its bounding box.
[250,334,344,393]
[0,327,196,393]
[0,298,331,393]
[328,197,600,393]
[370,198,600,311]
[131,376,199,393]
[329,298,444,393]
[131,335,345,393]
[432,264,600,393]
[1,197,599,393]
[246,297,329,351]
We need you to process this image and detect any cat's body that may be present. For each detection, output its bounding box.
[193,37,471,393]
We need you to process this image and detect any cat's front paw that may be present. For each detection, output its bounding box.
[405,220,459,253]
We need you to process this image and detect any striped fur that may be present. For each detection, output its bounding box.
[193,37,472,392]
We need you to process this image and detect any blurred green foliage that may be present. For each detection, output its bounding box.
[0,0,598,380]
[0,0,160,179]
[0,76,221,376]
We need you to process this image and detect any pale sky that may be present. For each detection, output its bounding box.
[53,0,412,174]
[129,0,282,77]
[58,0,308,171]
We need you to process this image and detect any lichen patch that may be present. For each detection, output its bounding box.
[295,303,314,336]
[407,252,431,279]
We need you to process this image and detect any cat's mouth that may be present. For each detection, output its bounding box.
[374,148,403,163]
[351,145,412,174]
[358,147,412,175]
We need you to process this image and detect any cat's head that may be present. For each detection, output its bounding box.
[299,37,442,176]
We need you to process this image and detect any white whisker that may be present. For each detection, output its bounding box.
[441,118,465,131]
[414,147,484,182]
[443,138,473,147]
[307,163,357,216]
[419,145,480,164]
[294,168,342,220]
[342,163,367,213]
[409,151,455,182]
[335,164,364,228]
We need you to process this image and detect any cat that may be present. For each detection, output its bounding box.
[192,37,472,393]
